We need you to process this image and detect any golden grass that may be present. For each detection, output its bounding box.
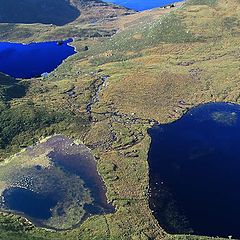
[0,0,239,239]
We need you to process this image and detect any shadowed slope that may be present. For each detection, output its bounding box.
[0,0,80,26]
[0,73,27,103]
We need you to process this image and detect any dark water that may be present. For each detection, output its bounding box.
[0,39,76,79]
[47,136,115,214]
[148,103,240,238]
[0,135,114,229]
[0,0,80,26]
[3,187,57,220]
[105,0,182,11]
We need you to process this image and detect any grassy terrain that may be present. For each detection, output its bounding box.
[0,0,134,43]
[0,0,239,239]
[82,0,240,123]
[186,0,218,6]
[0,95,89,160]
[0,73,27,109]
[0,136,101,230]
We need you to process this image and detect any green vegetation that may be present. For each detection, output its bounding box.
[0,137,95,229]
[186,0,217,6]
[0,73,27,103]
[0,0,239,239]
[0,103,89,159]
[0,0,132,42]
[0,104,63,148]
[87,13,199,66]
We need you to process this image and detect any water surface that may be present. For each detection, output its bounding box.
[0,39,76,79]
[105,0,181,11]
[0,135,114,229]
[148,103,240,238]
[47,135,115,214]
[3,187,57,220]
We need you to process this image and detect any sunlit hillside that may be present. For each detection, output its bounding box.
[0,0,239,239]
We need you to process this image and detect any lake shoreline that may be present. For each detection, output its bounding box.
[0,134,115,231]
[148,102,240,238]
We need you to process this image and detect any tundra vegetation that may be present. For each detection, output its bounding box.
[0,0,239,239]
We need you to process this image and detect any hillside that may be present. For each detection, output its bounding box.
[0,0,132,27]
[0,0,239,239]
[0,0,133,42]
[0,0,81,26]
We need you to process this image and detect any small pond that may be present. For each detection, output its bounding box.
[104,0,182,11]
[0,135,114,230]
[148,103,240,239]
[0,39,76,79]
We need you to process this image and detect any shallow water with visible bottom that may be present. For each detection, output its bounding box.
[0,135,114,229]
[148,103,240,239]
[0,39,76,79]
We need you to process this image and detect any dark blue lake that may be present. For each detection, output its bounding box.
[0,39,76,79]
[148,103,240,238]
[105,0,181,11]
[3,187,57,220]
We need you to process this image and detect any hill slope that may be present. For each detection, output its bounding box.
[0,0,134,42]
[0,0,80,26]
[0,0,239,239]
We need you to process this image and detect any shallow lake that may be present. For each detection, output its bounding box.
[148,103,240,238]
[0,135,114,229]
[0,39,76,79]
[104,0,182,11]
